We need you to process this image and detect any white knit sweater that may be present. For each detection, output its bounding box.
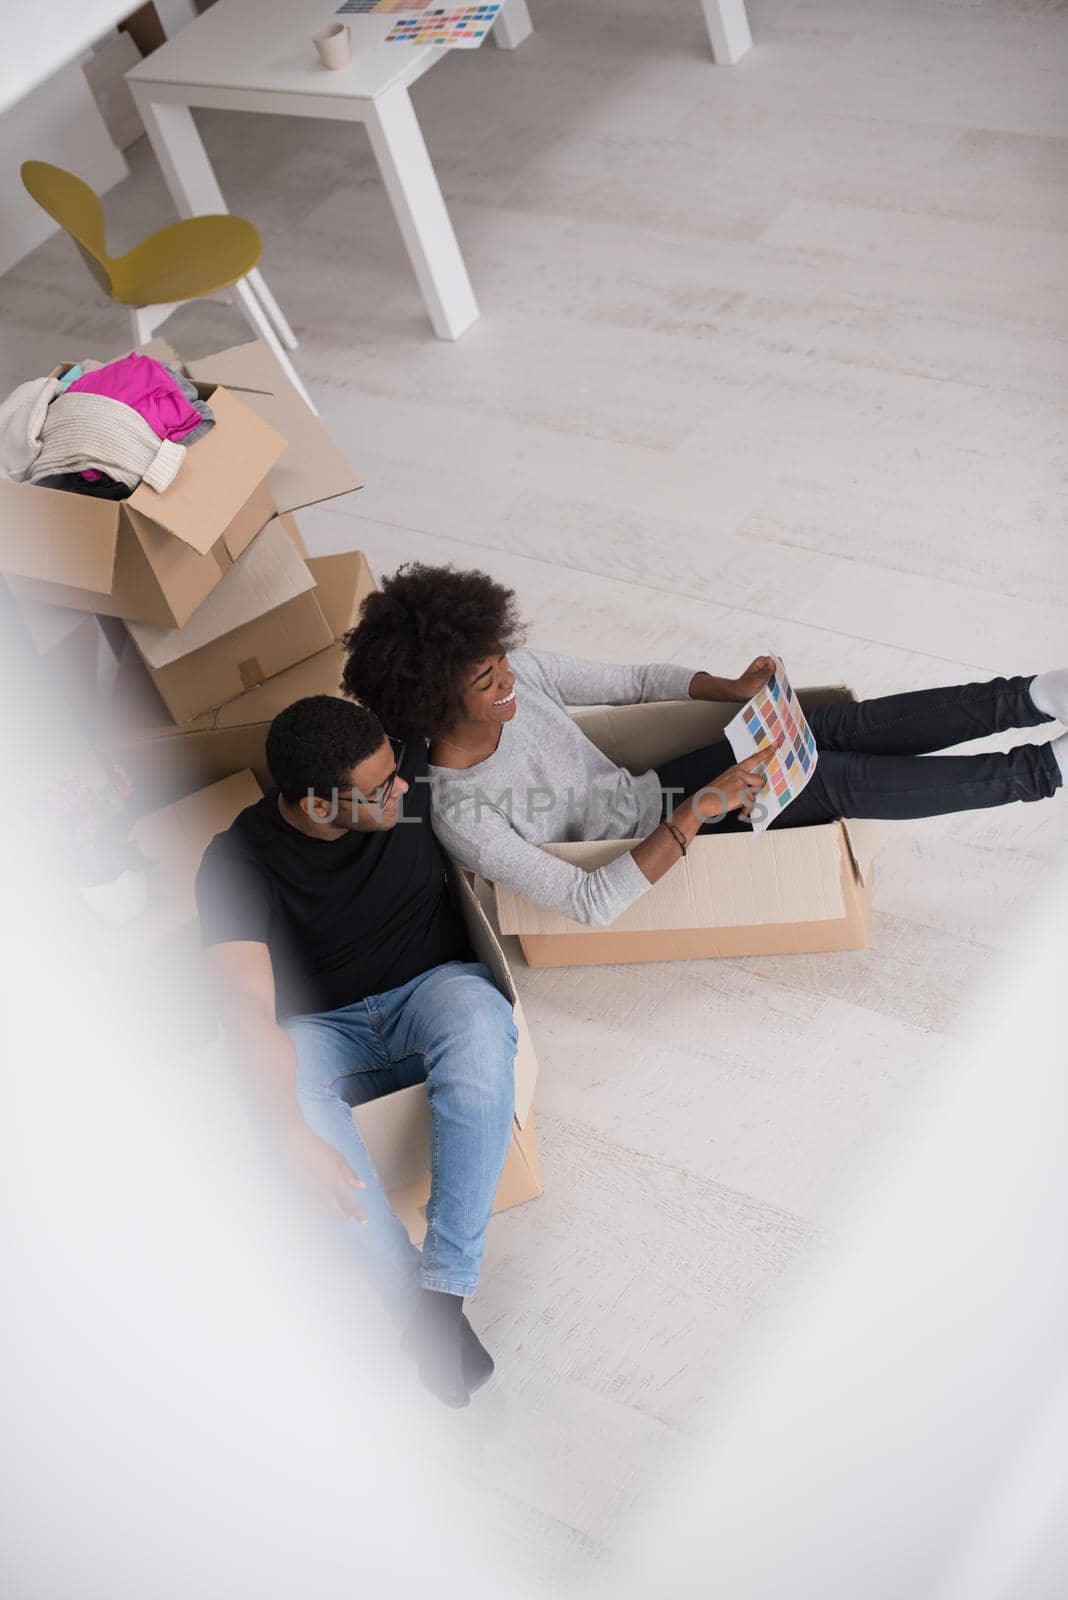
[29,391,185,492]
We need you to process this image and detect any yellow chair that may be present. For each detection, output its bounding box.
[20,159,316,413]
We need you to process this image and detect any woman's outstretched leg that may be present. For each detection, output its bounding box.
[806,674,1056,757]
[764,740,1063,831]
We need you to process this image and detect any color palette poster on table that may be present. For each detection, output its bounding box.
[724,657,818,833]
[337,0,504,46]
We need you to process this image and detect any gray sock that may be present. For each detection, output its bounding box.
[1029,670,1068,723]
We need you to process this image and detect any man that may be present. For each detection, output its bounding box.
[194,694,518,1408]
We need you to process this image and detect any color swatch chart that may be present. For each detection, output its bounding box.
[337,0,434,13]
[724,657,818,833]
[380,4,503,44]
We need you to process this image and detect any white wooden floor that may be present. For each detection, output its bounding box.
[3,0,1067,1589]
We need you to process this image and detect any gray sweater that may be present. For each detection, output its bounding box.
[428,647,697,927]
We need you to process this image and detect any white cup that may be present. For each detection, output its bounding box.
[313,22,351,69]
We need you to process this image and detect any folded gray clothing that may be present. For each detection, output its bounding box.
[160,360,215,446]
[0,375,60,481]
[29,391,185,492]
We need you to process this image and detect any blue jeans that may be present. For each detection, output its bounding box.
[286,961,517,1314]
[656,675,1062,832]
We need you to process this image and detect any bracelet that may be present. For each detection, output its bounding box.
[665,820,688,857]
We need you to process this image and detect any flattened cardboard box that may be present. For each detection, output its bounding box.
[354,864,542,1244]
[0,337,362,626]
[491,691,881,966]
[98,550,378,812]
[125,513,332,722]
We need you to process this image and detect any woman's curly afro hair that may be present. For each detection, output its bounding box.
[341,562,526,740]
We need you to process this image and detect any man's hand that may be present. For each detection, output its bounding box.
[724,655,777,703]
[282,1125,367,1222]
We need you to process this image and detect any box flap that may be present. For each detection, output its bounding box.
[840,815,880,887]
[447,863,538,1128]
[125,387,287,554]
[126,516,316,669]
[573,684,858,772]
[312,548,377,636]
[493,826,847,936]
[183,340,362,514]
[130,769,262,939]
[0,479,120,590]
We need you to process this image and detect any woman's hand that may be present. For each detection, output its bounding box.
[691,743,782,821]
[724,656,777,703]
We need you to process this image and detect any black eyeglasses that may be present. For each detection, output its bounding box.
[336,737,406,811]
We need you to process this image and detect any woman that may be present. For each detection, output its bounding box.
[341,564,1066,928]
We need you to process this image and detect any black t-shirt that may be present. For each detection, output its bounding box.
[195,742,473,1020]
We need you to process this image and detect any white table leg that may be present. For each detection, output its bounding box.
[127,92,229,217]
[245,267,299,350]
[153,0,199,38]
[232,279,318,413]
[701,0,753,63]
[492,0,533,50]
[364,85,479,341]
[129,89,307,345]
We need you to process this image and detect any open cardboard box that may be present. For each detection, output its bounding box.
[7,585,126,738]
[124,513,333,722]
[127,772,541,1240]
[491,692,881,966]
[88,768,267,1049]
[0,338,361,627]
[130,767,264,949]
[97,549,377,812]
[354,864,542,1246]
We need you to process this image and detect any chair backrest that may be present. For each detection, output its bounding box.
[20,160,114,297]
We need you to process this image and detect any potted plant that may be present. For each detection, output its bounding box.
[48,766,153,922]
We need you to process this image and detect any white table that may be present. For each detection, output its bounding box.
[124,0,751,351]
[0,0,197,115]
[497,0,751,64]
[127,0,488,342]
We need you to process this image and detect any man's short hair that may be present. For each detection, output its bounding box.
[266,695,386,803]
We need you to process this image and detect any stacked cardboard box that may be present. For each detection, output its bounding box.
[1,336,364,740]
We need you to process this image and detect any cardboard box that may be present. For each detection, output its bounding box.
[97,549,378,812]
[491,692,880,966]
[129,768,264,946]
[1,383,285,627]
[129,776,542,1237]
[83,30,145,150]
[0,337,362,626]
[124,513,333,722]
[7,585,126,738]
[95,769,264,1049]
[353,863,542,1243]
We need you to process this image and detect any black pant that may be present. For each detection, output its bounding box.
[655,675,1062,834]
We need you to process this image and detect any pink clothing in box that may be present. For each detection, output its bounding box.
[68,354,204,478]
